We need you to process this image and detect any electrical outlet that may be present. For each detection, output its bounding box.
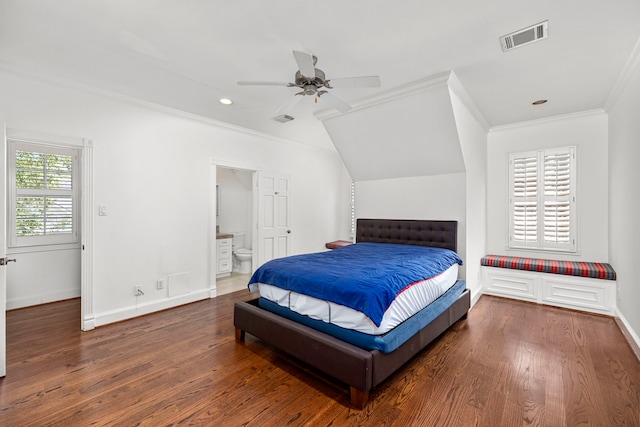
[134,285,144,296]
[156,279,165,290]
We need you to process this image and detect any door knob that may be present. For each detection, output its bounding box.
[0,257,17,266]
[287,230,291,234]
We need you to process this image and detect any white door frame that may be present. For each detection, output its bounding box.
[2,128,94,332]
[1,124,7,376]
[210,159,260,297]
[80,140,94,331]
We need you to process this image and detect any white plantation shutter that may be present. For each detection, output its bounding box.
[512,155,538,245]
[543,150,573,248]
[9,141,79,247]
[509,147,576,252]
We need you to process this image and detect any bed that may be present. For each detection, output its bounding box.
[234,219,470,408]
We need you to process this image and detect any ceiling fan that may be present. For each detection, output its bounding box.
[238,50,381,114]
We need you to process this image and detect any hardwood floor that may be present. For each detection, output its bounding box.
[1,292,639,426]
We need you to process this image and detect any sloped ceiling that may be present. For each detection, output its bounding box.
[318,73,465,181]
[1,1,639,153]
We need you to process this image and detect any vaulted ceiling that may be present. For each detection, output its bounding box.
[1,0,639,153]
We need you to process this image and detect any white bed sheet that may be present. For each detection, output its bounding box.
[257,263,458,335]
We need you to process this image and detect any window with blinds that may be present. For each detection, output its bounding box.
[509,147,576,252]
[9,141,79,247]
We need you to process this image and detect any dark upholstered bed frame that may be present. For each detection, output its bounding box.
[234,219,470,408]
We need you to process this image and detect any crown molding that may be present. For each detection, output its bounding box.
[489,108,606,133]
[315,71,452,121]
[0,61,337,154]
[446,71,490,132]
[604,36,640,112]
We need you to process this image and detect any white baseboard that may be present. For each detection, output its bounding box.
[7,289,80,310]
[614,307,640,361]
[94,289,210,327]
[470,286,483,308]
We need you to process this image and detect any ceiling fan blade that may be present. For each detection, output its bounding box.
[292,50,316,79]
[328,76,381,88]
[319,92,352,114]
[237,81,290,86]
[275,95,304,116]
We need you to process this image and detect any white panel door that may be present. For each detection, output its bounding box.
[257,171,291,267]
[0,124,7,376]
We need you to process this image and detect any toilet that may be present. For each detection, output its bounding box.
[232,231,252,274]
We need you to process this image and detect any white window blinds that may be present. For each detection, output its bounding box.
[9,141,79,247]
[543,151,572,245]
[512,155,538,244]
[509,147,576,252]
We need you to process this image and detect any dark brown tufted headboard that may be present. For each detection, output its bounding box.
[356,219,458,252]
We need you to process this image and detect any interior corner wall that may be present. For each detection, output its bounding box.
[354,173,467,279]
[448,89,488,301]
[608,58,640,342]
[0,69,349,323]
[487,111,609,262]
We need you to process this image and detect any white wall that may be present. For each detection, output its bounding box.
[608,47,640,344]
[355,173,467,279]
[0,69,350,324]
[487,110,609,262]
[6,249,80,309]
[449,88,488,301]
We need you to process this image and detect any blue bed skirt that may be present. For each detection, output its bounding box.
[258,280,466,354]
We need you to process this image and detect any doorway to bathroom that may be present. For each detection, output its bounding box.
[215,165,256,296]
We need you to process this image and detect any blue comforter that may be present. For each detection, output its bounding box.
[248,242,463,326]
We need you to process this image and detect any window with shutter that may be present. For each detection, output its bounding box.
[509,147,576,252]
[9,141,79,247]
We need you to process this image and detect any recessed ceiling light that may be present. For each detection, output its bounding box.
[532,99,548,105]
[219,98,233,105]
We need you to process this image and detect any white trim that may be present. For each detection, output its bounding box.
[6,128,85,147]
[489,109,606,133]
[0,62,336,154]
[470,286,483,308]
[210,158,260,296]
[212,158,261,171]
[614,307,640,359]
[447,71,490,131]
[4,128,94,330]
[315,71,452,121]
[604,36,640,111]
[93,289,210,327]
[81,140,94,330]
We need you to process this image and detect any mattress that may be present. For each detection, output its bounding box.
[257,263,458,335]
[258,279,467,353]
[249,242,463,326]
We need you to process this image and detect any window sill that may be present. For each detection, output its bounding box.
[506,245,579,256]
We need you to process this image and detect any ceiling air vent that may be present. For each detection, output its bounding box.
[273,114,294,123]
[500,20,548,52]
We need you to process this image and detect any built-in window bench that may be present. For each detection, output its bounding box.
[481,255,617,315]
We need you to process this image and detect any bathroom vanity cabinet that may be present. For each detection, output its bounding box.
[216,237,232,277]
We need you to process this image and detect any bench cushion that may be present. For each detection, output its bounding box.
[481,255,616,281]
